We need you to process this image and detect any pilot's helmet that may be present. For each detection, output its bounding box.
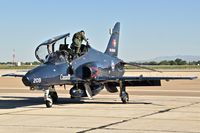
[80,30,85,34]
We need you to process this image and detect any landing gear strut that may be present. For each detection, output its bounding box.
[119,81,129,103]
[84,83,93,100]
[44,86,58,108]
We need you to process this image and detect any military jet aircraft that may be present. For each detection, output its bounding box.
[2,22,197,108]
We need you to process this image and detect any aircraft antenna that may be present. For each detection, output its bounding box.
[12,49,15,65]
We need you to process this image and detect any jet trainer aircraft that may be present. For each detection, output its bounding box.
[2,22,197,108]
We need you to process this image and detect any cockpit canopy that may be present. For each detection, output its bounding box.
[35,33,70,63]
[35,33,90,64]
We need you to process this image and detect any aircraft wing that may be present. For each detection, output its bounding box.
[96,76,197,81]
[1,73,25,77]
[95,76,197,87]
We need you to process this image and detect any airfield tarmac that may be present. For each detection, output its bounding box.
[0,70,200,133]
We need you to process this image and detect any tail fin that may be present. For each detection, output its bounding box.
[105,22,120,57]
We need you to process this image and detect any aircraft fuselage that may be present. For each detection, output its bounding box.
[22,47,124,89]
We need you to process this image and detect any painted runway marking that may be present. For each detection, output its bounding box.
[77,102,200,133]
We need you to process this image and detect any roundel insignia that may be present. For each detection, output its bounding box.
[112,39,117,47]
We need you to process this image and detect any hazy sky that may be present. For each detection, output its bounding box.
[0,0,200,62]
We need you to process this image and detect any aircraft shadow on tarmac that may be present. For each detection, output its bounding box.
[0,96,153,109]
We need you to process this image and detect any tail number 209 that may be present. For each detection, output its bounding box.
[33,78,41,83]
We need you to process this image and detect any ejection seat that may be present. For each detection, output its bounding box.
[59,44,73,62]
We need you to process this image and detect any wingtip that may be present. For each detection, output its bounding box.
[1,73,24,77]
[191,76,198,80]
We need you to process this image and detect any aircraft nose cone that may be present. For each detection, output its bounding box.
[22,76,31,86]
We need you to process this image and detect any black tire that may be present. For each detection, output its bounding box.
[45,99,53,108]
[121,92,129,104]
[49,92,58,103]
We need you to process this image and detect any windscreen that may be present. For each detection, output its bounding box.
[35,44,50,63]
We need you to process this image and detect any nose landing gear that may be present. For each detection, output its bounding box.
[44,86,58,108]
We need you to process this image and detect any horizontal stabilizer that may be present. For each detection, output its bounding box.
[122,62,162,72]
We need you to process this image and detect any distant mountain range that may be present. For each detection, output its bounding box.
[146,55,200,62]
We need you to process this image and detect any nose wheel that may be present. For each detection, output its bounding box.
[44,87,58,108]
[45,97,53,108]
[119,81,129,104]
[49,91,58,103]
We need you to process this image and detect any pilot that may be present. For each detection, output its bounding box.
[70,30,88,57]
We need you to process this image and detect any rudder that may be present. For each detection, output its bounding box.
[105,22,120,57]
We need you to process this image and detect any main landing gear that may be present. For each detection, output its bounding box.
[44,86,58,108]
[119,81,129,103]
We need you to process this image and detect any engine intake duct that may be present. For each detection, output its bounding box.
[75,64,99,80]
[82,66,92,79]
